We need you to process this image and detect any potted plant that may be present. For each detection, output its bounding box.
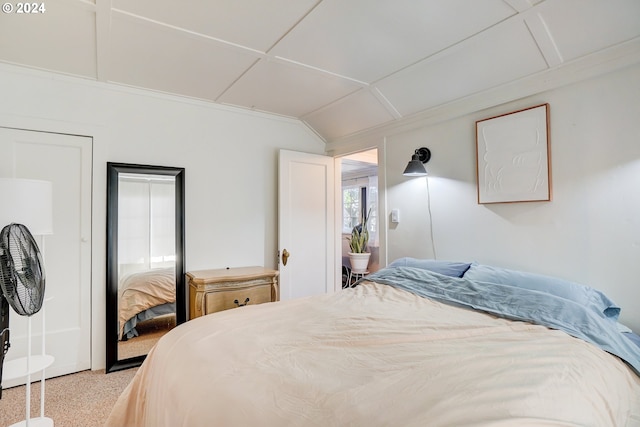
[347,207,371,272]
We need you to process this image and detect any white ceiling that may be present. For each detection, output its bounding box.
[0,0,639,142]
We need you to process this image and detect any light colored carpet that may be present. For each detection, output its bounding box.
[0,367,137,427]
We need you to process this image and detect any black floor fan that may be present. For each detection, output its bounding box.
[0,223,51,425]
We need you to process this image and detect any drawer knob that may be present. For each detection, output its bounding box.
[234,297,250,307]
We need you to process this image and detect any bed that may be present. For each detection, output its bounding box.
[107,260,640,426]
[118,268,176,340]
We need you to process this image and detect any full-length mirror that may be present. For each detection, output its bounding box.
[106,162,185,373]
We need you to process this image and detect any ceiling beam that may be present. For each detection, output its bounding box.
[95,0,111,82]
[326,38,640,155]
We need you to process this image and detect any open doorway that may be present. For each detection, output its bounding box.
[339,149,379,288]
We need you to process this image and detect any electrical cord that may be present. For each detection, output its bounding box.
[425,176,437,259]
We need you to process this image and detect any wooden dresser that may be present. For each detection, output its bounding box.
[187,266,279,320]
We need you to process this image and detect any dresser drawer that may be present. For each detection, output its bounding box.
[187,266,279,320]
[203,284,272,314]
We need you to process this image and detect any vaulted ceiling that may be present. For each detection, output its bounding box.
[0,0,639,143]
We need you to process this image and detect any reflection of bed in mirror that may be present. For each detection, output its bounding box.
[118,267,176,341]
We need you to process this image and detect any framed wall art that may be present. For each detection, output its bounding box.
[475,103,551,204]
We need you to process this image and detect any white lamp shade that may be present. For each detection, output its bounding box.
[0,178,53,235]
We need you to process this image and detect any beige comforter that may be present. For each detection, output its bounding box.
[107,281,640,427]
[118,268,175,339]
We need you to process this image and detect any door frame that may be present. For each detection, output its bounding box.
[334,145,386,277]
[0,114,109,371]
[0,126,93,385]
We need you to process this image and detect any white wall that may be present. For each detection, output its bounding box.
[384,63,640,331]
[0,63,325,369]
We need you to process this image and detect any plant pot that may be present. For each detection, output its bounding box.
[348,252,371,272]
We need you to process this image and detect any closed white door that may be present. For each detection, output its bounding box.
[0,127,92,387]
[278,150,335,300]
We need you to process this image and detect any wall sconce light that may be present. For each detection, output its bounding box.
[403,147,431,177]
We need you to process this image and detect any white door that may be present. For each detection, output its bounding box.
[0,127,92,387]
[278,150,336,300]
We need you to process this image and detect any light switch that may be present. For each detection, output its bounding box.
[391,209,400,223]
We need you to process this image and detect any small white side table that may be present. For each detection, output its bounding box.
[347,270,369,287]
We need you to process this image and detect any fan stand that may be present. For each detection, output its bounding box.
[3,298,54,427]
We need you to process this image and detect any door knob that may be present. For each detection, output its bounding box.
[282,249,290,266]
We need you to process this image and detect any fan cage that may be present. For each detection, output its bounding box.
[0,223,46,317]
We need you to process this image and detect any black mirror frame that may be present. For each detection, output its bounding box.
[105,162,186,373]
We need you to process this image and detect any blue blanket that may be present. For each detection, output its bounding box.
[364,267,640,377]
